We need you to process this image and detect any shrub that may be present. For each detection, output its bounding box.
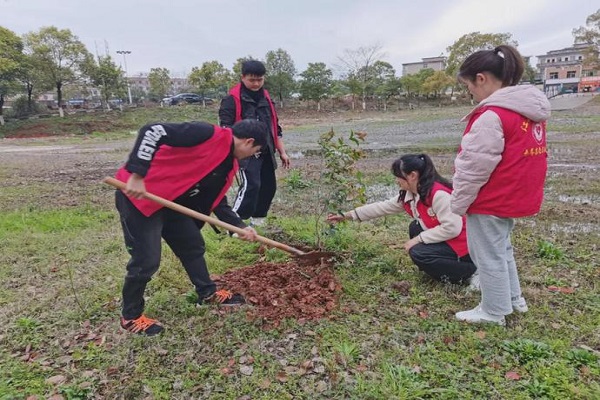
[537,240,564,260]
[503,338,554,365]
[10,96,42,118]
[566,348,599,367]
[318,129,367,213]
[284,169,311,190]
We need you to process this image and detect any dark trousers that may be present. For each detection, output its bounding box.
[408,220,477,284]
[232,154,276,219]
[116,191,216,319]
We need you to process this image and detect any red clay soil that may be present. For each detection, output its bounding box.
[214,258,341,328]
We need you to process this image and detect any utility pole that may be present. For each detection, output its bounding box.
[117,50,133,104]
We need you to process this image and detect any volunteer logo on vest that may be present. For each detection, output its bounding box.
[533,122,544,144]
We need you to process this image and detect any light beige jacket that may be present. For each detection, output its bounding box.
[347,190,463,244]
[451,85,551,215]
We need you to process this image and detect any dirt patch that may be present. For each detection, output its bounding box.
[215,258,340,328]
[5,120,130,138]
[5,123,56,138]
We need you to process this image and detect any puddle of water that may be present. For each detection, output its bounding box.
[549,163,600,169]
[0,145,74,153]
[557,194,598,205]
[366,183,397,202]
[549,222,600,234]
[522,219,600,234]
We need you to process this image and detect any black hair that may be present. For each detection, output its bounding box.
[231,119,268,148]
[241,60,266,76]
[391,154,452,206]
[458,45,524,87]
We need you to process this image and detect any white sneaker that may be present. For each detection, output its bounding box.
[467,272,480,292]
[455,304,506,326]
[250,217,266,227]
[511,297,528,313]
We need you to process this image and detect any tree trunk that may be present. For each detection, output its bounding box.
[0,94,4,125]
[27,83,34,113]
[317,100,321,112]
[103,91,111,111]
[57,81,64,117]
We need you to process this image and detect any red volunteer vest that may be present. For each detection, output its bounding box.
[229,83,280,148]
[403,182,469,257]
[462,106,547,217]
[115,126,238,216]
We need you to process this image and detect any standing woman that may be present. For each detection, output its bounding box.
[451,45,551,325]
[328,154,477,284]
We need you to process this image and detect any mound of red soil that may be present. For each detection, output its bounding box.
[215,259,341,327]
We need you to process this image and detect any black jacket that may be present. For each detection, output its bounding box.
[219,85,282,167]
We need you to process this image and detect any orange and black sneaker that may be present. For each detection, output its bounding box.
[198,289,246,306]
[120,315,164,336]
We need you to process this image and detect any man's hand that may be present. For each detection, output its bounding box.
[125,173,146,199]
[279,151,291,169]
[237,226,258,241]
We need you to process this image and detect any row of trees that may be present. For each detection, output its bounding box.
[0,25,128,121]
[1,9,598,122]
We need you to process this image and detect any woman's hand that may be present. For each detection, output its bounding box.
[326,213,348,224]
[403,236,422,252]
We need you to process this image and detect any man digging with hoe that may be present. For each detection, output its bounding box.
[110,119,266,335]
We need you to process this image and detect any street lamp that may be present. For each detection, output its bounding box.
[116,50,133,105]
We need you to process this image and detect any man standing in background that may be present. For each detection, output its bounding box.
[219,60,290,226]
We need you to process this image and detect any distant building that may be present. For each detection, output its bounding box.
[401,56,446,76]
[128,74,191,96]
[35,85,102,109]
[536,43,599,96]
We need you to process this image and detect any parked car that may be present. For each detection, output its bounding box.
[162,93,214,106]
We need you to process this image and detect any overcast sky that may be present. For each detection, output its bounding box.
[1,0,597,78]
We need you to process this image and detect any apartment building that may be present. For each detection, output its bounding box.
[128,74,191,96]
[401,56,446,76]
[536,43,599,96]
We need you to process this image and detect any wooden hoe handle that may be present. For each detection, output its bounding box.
[103,177,305,256]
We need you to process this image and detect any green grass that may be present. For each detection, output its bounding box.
[1,111,599,398]
[0,104,218,140]
[549,114,600,133]
[1,202,597,398]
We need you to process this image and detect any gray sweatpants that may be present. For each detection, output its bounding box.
[466,214,523,315]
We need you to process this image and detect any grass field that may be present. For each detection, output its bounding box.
[0,103,598,399]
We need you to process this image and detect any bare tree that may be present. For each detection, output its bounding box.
[337,44,385,111]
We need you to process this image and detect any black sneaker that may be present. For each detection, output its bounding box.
[198,289,246,306]
[120,315,164,336]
